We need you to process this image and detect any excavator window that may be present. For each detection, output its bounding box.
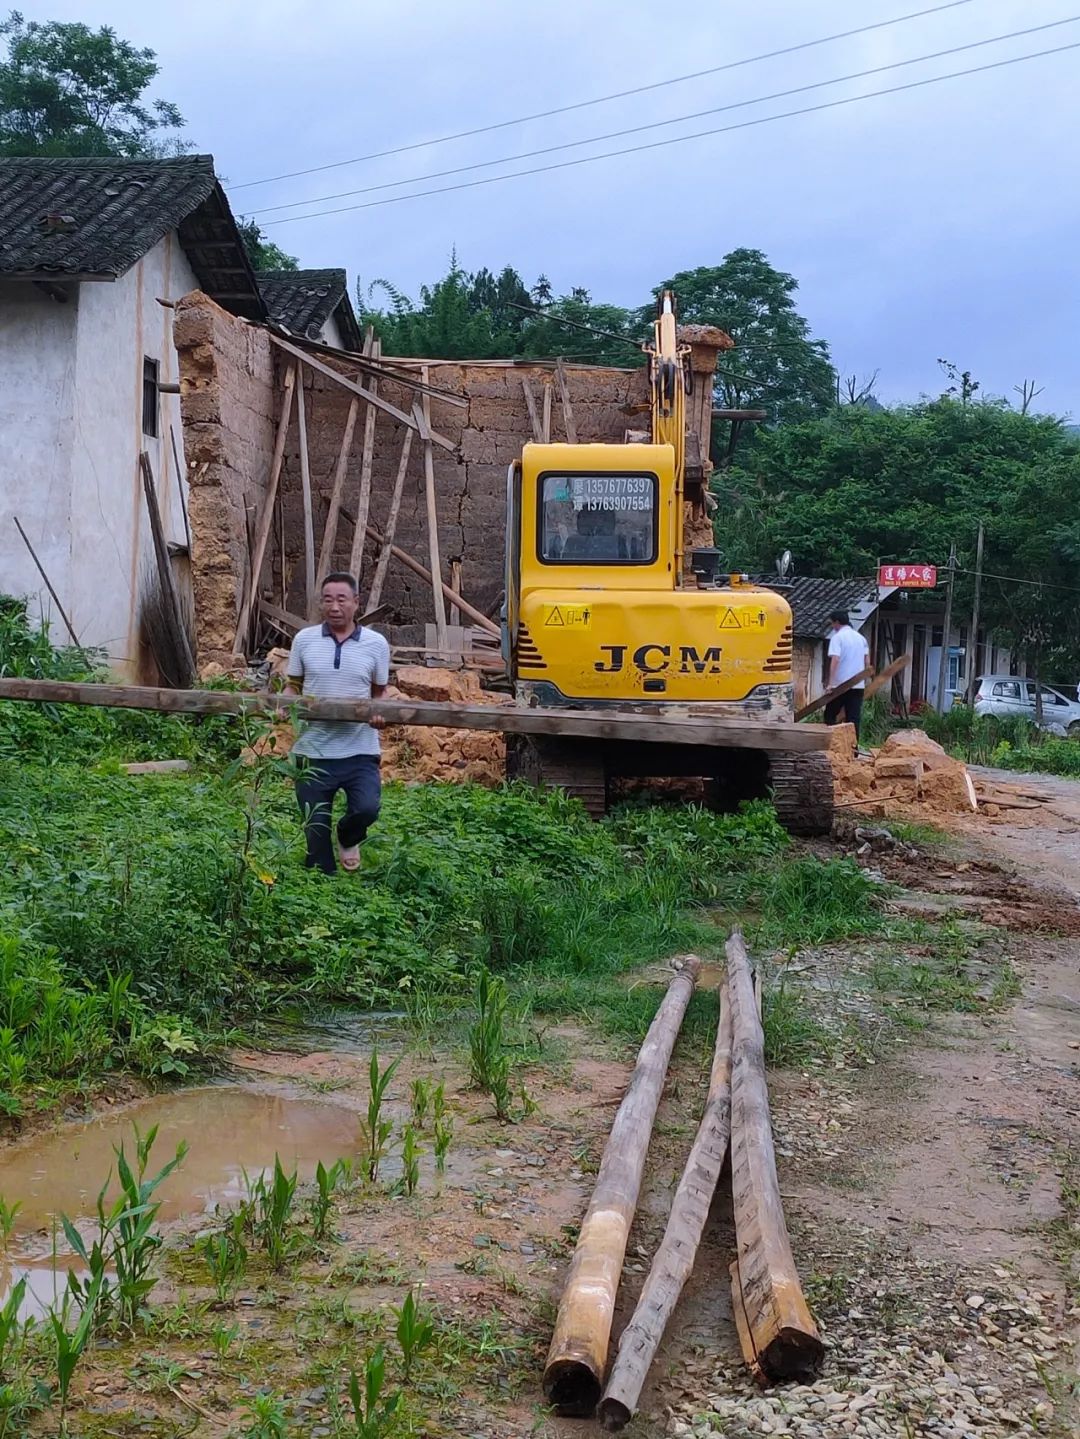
[538,471,656,565]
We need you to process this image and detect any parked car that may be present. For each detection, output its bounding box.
[972,675,1080,735]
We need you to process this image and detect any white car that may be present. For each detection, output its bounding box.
[972,674,1080,735]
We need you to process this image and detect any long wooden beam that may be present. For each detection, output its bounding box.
[359,517,498,639]
[726,931,823,1382]
[268,333,458,453]
[366,429,415,610]
[862,652,911,701]
[543,957,702,1416]
[0,678,833,752]
[349,338,381,581]
[794,665,872,722]
[598,988,734,1431]
[234,364,296,652]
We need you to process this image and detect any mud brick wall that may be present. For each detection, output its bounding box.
[175,293,277,667]
[277,361,651,629]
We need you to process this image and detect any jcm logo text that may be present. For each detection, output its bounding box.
[595,645,723,675]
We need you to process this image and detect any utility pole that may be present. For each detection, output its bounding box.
[935,542,957,713]
[965,521,984,704]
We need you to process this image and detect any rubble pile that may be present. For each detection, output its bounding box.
[380,666,507,786]
[828,727,979,818]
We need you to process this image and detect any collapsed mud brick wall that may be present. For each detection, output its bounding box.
[174,293,277,669]
[275,359,651,638]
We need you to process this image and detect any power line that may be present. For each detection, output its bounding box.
[251,17,1076,218]
[233,0,979,190]
[957,566,1080,598]
[261,39,1080,228]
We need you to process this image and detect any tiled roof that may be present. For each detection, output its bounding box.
[782,576,878,639]
[0,154,264,320]
[258,268,362,349]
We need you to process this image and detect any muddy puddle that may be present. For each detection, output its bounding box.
[0,1084,362,1318]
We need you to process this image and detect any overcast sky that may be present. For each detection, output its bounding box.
[28,0,1080,414]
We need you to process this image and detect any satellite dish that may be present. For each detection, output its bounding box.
[776,549,793,579]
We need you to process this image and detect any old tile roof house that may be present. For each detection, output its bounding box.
[0,154,354,676]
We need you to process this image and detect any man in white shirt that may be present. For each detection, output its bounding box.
[825,609,871,741]
[285,573,391,874]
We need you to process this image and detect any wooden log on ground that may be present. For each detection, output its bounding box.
[234,364,296,652]
[794,666,871,722]
[726,930,823,1382]
[598,987,734,1431]
[543,956,702,1416]
[0,678,834,751]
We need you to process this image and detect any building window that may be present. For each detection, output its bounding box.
[142,356,159,437]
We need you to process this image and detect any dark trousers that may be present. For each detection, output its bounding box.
[824,689,864,741]
[294,754,381,874]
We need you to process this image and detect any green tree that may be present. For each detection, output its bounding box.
[237,218,298,273]
[652,250,835,461]
[0,10,185,157]
[718,397,1080,670]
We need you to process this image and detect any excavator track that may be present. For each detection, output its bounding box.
[505,734,608,817]
[768,752,835,836]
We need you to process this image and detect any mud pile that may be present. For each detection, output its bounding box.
[828,727,978,818]
[380,666,507,786]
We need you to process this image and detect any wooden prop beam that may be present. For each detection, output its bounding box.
[234,364,296,652]
[542,380,553,442]
[544,957,702,1416]
[598,988,734,1431]
[295,372,316,615]
[139,452,197,682]
[726,931,823,1382]
[555,356,578,442]
[349,338,381,580]
[268,327,467,407]
[521,375,543,441]
[366,429,415,610]
[794,666,872,722]
[0,679,834,752]
[352,513,498,638]
[318,332,372,577]
[862,653,911,701]
[416,372,448,648]
[12,515,80,646]
[268,332,457,453]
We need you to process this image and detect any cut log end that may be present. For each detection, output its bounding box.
[542,1358,602,1417]
[761,1327,826,1384]
[597,1396,633,1431]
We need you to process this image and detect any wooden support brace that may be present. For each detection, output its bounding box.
[521,375,543,441]
[542,380,553,442]
[416,372,448,649]
[366,428,415,610]
[234,363,296,652]
[268,332,457,453]
[544,957,702,1416]
[12,515,80,646]
[555,356,577,442]
[348,338,381,581]
[139,451,197,683]
[295,370,316,616]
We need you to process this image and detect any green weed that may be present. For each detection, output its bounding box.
[399,1126,421,1198]
[200,1218,248,1304]
[468,969,514,1121]
[0,1198,19,1249]
[210,1319,241,1359]
[244,1156,299,1271]
[240,1389,289,1439]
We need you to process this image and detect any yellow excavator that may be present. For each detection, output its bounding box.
[502,292,833,833]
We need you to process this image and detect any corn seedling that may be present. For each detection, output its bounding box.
[244,1156,299,1271]
[48,1275,101,1433]
[361,1050,400,1185]
[394,1288,434,1381]
[200,1221,248,1304]
[433,1116,453,1176]
[63,1124,186,1329]
[347,1346,401,1439]
[409,1077,430,1130]
[0,1198,19,1251]
[431,1082,447,1123]
[468,969,514,1121]
[210,1319,241,1359]
[0,1277,28,1390]
[311,1158,346,1242]
[400,1125,421,1198]
[240,1389,288,1439]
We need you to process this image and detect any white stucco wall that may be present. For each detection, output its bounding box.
[320,309,346,351]
[0,233,197,672]
[0,281,79,636]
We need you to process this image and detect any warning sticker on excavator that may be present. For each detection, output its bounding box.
[716,606,768,631]
[544,604,592,629]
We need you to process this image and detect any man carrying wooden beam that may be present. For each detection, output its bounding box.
[825,609,871,743]
[284,573,390,874]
